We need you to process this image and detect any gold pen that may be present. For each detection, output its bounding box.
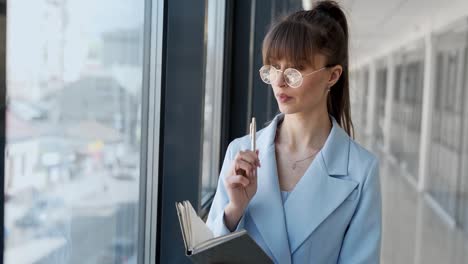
[250,117,256,151]
[250,117,257,183]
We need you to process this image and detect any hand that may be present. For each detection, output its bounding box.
[224,150,260,213]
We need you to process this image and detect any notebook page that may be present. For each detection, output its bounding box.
[192,229,246,254]
[183,201,192,248]
[176,202,189,250]
[185,201,214,249]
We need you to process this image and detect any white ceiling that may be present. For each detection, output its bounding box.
[303,0,468,67]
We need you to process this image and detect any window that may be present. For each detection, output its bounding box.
[4,0,146,263]
[201,0,226,208]
[375,66,387,146]
[428,27,468,220]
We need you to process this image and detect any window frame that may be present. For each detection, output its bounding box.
[137,0,164,263]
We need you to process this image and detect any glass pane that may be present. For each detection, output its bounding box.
[375,67,387,146]
[351,69,369,144]
[201,0,225,206]
[462,45,468,236]
[4,0,145,263]
[428,28,468,220]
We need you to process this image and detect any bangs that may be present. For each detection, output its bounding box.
[262,20,321,67]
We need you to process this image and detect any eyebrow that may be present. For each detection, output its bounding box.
[270,62,308,69]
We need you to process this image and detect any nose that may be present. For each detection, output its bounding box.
[272,70,287,88]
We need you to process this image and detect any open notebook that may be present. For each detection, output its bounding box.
[175,200,273,264]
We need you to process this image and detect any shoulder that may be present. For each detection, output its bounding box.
[225,126,270,158]
[347,138,380,188]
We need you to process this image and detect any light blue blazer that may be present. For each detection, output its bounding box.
[206,113,382,264]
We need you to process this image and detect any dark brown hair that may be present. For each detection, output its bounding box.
[262,0,354,138]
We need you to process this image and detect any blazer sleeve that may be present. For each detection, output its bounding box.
[338,157,382,263]
[205,140,247,237]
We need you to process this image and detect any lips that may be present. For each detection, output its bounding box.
[276,93,292,103]
[276,93,291,98]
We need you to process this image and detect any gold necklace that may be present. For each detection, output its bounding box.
[274,123,322,170]
[291,150,320,170]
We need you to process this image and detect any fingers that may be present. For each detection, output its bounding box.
[225,175,250,188]
[233,150,261,180]
[234,159,254,177]
[227,150,260,190]
[234,150,261,167]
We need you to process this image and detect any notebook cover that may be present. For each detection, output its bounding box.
[187,231,273,264]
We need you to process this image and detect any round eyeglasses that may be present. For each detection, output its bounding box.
[259,65,327,88]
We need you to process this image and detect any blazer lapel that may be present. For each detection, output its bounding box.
[249,115,292,264]
[283,115,358,254]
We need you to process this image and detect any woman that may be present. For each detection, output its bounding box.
[206,1,382,263]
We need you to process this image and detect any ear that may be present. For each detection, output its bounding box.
[327,65,343,88]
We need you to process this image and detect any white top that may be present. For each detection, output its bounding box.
[281,190,291,203]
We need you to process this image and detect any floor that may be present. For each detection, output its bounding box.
[378,152,468,264]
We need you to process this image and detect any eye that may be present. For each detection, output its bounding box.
[294,65,305,70]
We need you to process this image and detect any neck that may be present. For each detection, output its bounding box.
[276,110,332,153]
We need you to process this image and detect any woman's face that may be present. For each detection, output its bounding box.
[270,54,330,115]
